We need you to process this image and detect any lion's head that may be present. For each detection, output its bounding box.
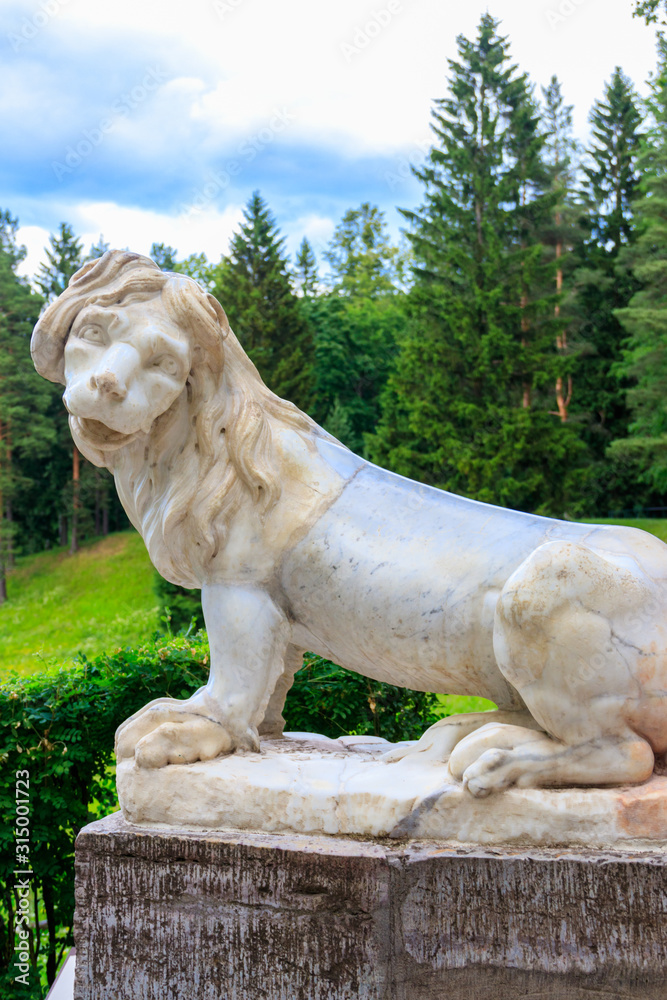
[31,250,320,586]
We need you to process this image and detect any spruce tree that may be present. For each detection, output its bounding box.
[210,192,315,410]
[0,212,53,598]
[294,238,318,297]
[36,222,84,302]
[569,68,644,460]
[369,15,584,514]
[611,39,667,490]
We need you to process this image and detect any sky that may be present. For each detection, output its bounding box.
[1,0,661,282]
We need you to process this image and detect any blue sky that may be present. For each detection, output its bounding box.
[1,0,660,281]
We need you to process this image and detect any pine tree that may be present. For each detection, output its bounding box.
[210,192,315,410]
[610,38,667,490]
[36,223,84,302]
[569,68,644,460]
[368,15,585,515]
[0,212,53,599]
[294,238,318,297]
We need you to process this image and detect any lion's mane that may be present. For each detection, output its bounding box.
[31,250,322,586]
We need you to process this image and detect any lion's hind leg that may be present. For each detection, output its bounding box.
[448,722,654,797]
[381,709,544,763]
[453,538,660,796]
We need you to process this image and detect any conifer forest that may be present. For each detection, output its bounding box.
[4,14,667,602]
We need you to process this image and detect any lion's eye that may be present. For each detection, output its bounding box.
[154,355,179,377]
[78,326,105,344]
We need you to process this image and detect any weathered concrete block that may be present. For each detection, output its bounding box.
[73,813,666,1000]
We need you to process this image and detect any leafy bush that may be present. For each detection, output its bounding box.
[287,653,440,742]
[0,634,444,997]
[152,572,203,633]
[0,634,210,998]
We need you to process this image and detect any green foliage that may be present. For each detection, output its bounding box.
[35,224,83,304]
[0,634,473,997]
[284,653,442,742]
[152,573,203,634]
[0,213,52,599]
[323,202,404,298]
[634,0,667,25]
[293,238,318,297]
[0,633,211,996]
[211,191,315,411]
[569,68,644,459]
[308,204,408,452]
[150,242,179,271]
[369,15,587,515]
[611,39,667,489]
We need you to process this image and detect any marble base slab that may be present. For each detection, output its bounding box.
[116,732,667,849]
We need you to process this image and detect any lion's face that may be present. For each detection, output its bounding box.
[63,291,192,436]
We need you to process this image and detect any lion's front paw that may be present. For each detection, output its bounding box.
[115,694,249,768]
[133,717,233,768]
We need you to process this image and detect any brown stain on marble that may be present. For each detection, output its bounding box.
[617,775,667,839]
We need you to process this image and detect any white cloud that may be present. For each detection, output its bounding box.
[16,200,246,280]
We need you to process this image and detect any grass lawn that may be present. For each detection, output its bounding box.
[580,517,667,543]
[0,530,158,677]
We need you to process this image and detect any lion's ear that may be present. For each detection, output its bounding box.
[207,294,230,338]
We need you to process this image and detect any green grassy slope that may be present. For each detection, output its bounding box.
[0,531,158,677]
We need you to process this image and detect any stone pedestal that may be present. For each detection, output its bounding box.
[117,733,667,848]
[74,813,666,1000]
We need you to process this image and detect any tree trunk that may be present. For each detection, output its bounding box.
[70,446,80,555]
[5,498,14,569]
[94,469,101,535]
[554,225,571,423]
[59,514,68,547]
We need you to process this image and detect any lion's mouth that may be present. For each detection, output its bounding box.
[71,415,143,451]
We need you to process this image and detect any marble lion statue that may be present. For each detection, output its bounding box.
[31,250,667,797]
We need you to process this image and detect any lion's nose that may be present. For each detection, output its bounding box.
[88,371,127,401]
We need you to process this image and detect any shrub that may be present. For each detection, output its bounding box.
[0,635,443,997]
[152,573,204,633]
[287,653,440,742]
[0,634,210,998]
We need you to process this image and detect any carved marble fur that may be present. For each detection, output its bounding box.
[31,250,667,797]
